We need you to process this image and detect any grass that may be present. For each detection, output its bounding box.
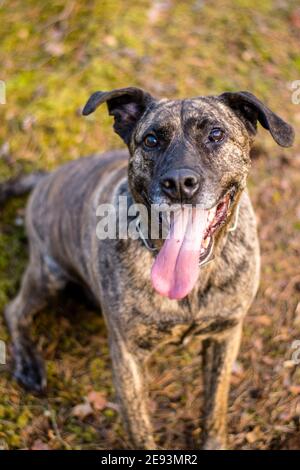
[0,0,300,449]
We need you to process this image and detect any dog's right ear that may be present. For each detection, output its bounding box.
[82,87,155,145]
[219,91,294,147]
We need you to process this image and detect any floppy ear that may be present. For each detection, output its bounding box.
[219,91,294,147]
[82,87,155,144]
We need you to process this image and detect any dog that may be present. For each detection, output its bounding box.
[2,87,294,449]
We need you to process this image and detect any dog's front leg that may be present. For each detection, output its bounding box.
[201,324,242,450]
[109,329,156,449]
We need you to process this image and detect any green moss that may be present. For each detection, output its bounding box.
[0,0,299,450]
[16,409,32,429]
[103,408,116,419]
[293,221,300,231]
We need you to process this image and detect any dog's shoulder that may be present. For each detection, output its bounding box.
[212,189,260,301]
[24,149,129,268]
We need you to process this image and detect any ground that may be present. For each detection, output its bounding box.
[0,0,300,450]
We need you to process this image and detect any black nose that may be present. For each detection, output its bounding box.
[160,169,200,201]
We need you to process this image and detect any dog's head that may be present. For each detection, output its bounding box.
[83,87,294,300]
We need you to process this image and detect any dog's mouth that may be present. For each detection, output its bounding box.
[151,189,236,300]
[199,191,233,263]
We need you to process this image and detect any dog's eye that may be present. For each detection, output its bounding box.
[208,128,225,143]
[143,134,158,148]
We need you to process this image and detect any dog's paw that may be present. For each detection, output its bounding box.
[13,347,47,395]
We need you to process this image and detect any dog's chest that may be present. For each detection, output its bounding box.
[118,284,239,352]
[122,311,239,353]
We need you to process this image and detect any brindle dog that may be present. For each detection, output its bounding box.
[2,88,294,449]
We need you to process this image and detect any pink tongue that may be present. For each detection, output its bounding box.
[151,207,209,300]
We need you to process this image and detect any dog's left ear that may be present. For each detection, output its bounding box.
[82,87,155,144]
[219,91,294,147]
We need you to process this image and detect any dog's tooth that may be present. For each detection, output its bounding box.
[208,207,216,223]
[203,237,210,249]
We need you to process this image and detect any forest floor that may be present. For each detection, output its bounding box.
[0,0,300,449]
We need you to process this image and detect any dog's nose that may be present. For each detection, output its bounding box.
[160,169,200,201]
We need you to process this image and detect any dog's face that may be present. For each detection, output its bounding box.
[129,96,252,212]
[83,87,294,300]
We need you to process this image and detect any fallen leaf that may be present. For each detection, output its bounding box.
[246,426,263,444]
[71,401,93,419]
[31,440,51,450]
[255,315,272,326]
[283,360,296,369]
[290,8,300,29]
[232,360,244,376]
[289,385,300,395]
[87,391,107,411]
[44,41,65,57]
[262,356,274,365]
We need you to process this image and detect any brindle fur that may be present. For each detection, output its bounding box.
[3,88,294,449]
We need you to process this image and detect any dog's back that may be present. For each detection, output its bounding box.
[26,150,128,280]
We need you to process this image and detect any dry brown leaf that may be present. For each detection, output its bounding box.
[246,426,263,444]
[71,401,93,419]
[255,315,272,326]
[31,440,51,450]
[289,385,300,395]
[290,8,300,29]
[44,42,65,57]
[87,391,108,411]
